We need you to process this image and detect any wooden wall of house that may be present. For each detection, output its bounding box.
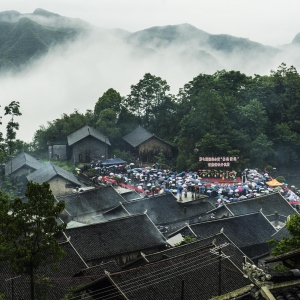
[138,137,175,162]
[11,165,35,178]
[48,176,77,197]
[72,136,106,164]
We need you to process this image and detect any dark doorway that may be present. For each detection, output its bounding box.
[86,149,90,162]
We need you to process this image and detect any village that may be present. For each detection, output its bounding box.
[1,124,300,300]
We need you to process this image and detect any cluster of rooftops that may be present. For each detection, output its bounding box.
[2,130,300,299]
[1,159,300,299]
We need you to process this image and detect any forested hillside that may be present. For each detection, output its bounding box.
[0,9,87,72]
[31,63,300,171]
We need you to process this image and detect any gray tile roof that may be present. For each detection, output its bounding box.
[0,240,88,300]
[122,125,153,147]
[133,232,252,270]
[89,204,131,224]
[5,152,43,175]
[121,190,144,201]
[271,225,291,241]
[62,214,168,262]
[103,242,251,300]
[56,186,126,217]
[27,162,82,186]
[75,261,122,279]
[67,125,111,146]
[122,125,174,148]
[122,194,215,225]
[209,193,298,217]
[187,212,277,249]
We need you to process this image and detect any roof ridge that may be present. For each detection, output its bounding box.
[66,213,148,230]
[67,239,89,268]
[144,213,168,242]
[220,232,254,264]
[50,162,59,175]
[259,209,279,230]
[197,211,264,225]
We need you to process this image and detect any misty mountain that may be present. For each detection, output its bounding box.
[292,32,300,44]
[0,8,300,75]
[0,9,89,72]
[0,8,92,30]
[127,23,282,54]
[126,23,281,67]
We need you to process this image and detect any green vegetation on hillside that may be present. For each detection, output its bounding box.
[0,16,82,72]
[30,64,300,171]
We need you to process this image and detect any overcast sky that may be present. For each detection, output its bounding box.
[2,0,300,46]
[1,0,300,143]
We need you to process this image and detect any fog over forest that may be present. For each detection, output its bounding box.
[1,9,300,142]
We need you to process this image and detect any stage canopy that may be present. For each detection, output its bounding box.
[102,158,127,166]
[266,179,283,187]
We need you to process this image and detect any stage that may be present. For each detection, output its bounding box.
[203,177,242,184]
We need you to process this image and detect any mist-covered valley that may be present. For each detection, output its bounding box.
[1,8,300,143]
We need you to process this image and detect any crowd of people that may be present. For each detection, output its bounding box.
[79,162,300,211]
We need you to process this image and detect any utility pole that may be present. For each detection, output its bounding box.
[218,248,222,296]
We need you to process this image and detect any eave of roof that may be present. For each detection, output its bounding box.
[67,125,111,146]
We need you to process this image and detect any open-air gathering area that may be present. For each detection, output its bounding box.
[2,2,300,298]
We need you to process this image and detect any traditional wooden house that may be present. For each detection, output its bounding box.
[5,152,43,177]
[122,125,176,162]
[26,163,83,196]
[56,213,169,267]
[206,192,298,222]
[169,211,277,259]
[56,186,127,223]
[97,193,214,234]
[124,231,253,270]
[72,232,251,300]
[67,125,111,163]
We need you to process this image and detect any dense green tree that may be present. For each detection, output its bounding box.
[237,98,268,140]
[125,73,171,128]
[95,108,121,141]
[27,63,300,171]
[5,101,22,155]
[0,101,22,158]
[268,214,300,268]
[249,133,274,167]
[94,88,122,120]
[0,181,66,300]
[116,105,139,135]
[32,109,93,152]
